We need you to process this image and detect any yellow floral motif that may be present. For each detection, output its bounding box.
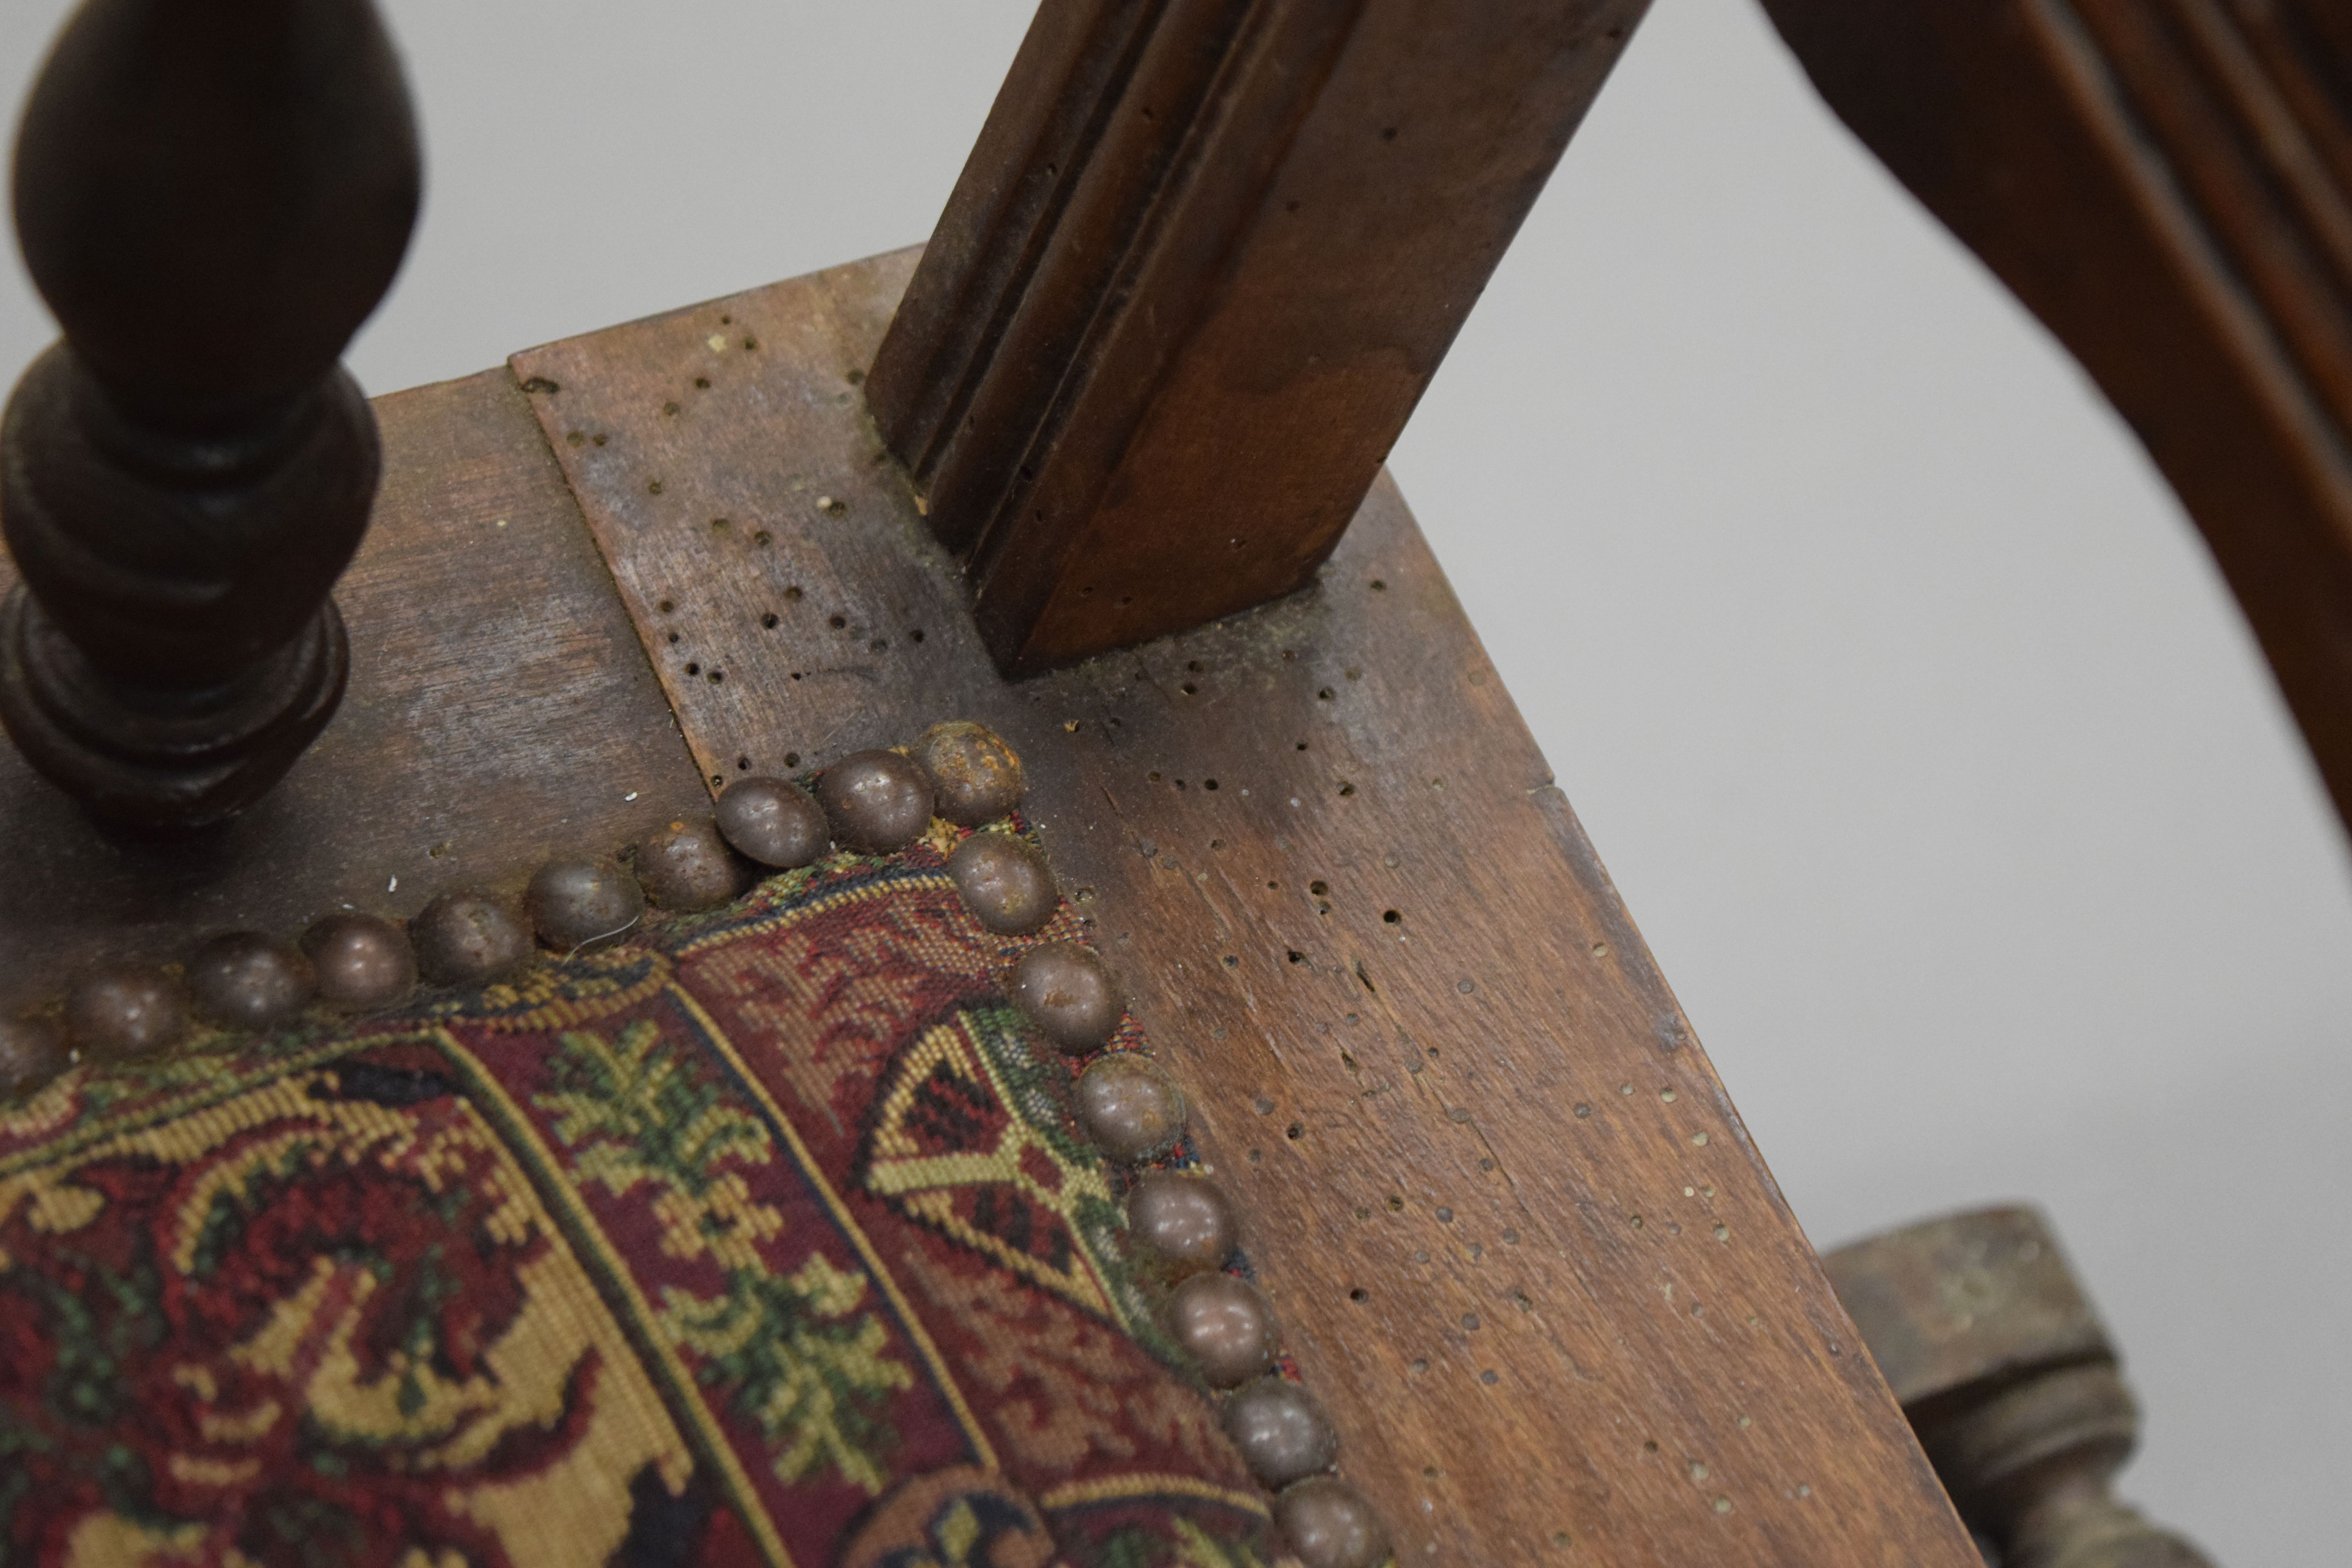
[455,944,673,1033]
[648,1170,785,1272]
[792,1252,873,1319]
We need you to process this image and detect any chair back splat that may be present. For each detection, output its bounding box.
[869,0,1650,675]
[0,0,420,830]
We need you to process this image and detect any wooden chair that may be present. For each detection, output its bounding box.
[0,1,2303,1562]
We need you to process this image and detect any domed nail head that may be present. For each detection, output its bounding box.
[717,776,830,868]
[1127,1170,1240,1277]
[300,913,416,1009]
[409,891,532,987]
[635,816,751,911]
[0,1015,67,1097]
[1224,1378,1340,1487]
[913,720,1024,826]
[1073,1053,1187,1162]
[947,831,1058,935]
[1275,1477,1390,1568]
[1009,941,1124,1053]
[188,932,316,1029]
[1167,1271,1281,1388]
[65,963,186,1062]
[527,857,646,949]
[817,750,935,852]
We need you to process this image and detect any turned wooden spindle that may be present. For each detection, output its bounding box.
[0,0,421,830]
[1826,1207,2215,1568]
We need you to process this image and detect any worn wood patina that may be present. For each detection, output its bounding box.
[0,367,708,1001]
[507,248,1980,1566]
[869,0,1651,676]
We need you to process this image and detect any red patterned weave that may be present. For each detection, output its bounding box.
[0,835,1274,1567]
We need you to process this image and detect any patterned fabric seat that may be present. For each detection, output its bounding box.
[0,825,1276,1568]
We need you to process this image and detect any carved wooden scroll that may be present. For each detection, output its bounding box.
[1761,0,2352,842]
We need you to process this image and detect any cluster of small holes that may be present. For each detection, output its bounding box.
[585,567,1646,1518]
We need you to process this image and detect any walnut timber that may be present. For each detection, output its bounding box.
[1762,0,2352,844]
[868,0,1651,674]
[508,248,1981,1564]
[0,0,421,827]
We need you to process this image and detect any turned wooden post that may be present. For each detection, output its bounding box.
[1826,1207,2215,1568]
[0,0,421,830]
[868,0,1649,675]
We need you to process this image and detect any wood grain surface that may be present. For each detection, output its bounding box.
[0,365,708,997]
[512,249,1978,1565]
[867,0,1650,675]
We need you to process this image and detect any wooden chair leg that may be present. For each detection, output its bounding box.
[1826,1207,2216,1568]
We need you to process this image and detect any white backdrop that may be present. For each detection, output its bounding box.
[4,3,2347,1562]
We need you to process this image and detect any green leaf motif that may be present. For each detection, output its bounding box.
[538,1020,771,1199]
[1098,1519,1275,1568]
[661,1256,913,1496]
[537,1020,910,1494]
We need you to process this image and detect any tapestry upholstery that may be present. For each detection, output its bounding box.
[0,824,1279,1568]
